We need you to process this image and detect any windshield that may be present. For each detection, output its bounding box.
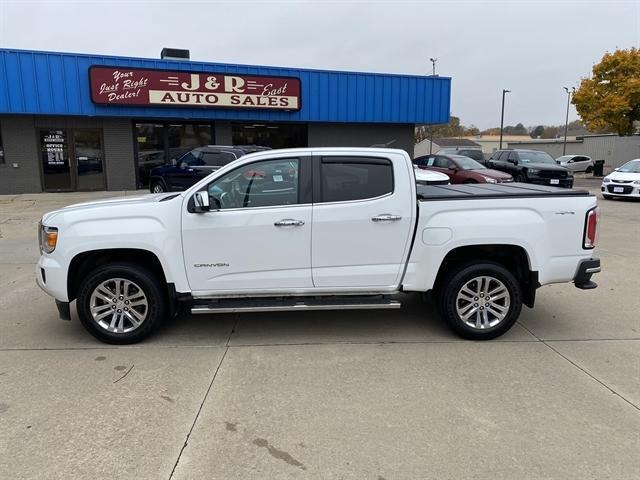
[453,156,486,170]
[518,151,556,165]
[618,159,640,173]
[556,155,572,162]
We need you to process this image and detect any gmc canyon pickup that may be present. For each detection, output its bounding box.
[36,148,601,344]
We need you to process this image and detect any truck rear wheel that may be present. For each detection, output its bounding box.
[76,262,167,344]
[438,262,522,340]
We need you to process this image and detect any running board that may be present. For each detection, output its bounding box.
[191,295,401,314]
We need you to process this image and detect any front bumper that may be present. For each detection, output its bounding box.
[529,178,574,188]
[601,183,640,197]
[36,254,69,302]
[573,258,600,290]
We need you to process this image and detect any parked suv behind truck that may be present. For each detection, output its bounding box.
[488,149,574,188]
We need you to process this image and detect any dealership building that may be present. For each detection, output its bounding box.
[0,48,451,194]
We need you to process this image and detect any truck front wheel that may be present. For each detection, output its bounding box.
[438,263,522,340]
[76,263,167,344]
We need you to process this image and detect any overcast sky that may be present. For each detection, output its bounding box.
[1,0,638,129]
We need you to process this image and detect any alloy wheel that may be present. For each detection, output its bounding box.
[89,278,148,333]
[455,275,511,329]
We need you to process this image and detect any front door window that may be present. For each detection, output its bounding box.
[207,158,300,209]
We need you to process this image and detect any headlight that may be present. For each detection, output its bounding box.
[603,177,611,183]
[482,177,498,183]
[633,180,640,185]
[527,168,540,175]
[39,223,58,254]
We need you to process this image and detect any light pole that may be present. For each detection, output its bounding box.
[562,86,575,156]
[499,89,510,150]
[428,58,438,154]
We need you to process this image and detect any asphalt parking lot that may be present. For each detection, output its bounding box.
[0,179,638,480]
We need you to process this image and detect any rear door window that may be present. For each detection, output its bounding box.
[319,156,393,203]
[201,151,237,167]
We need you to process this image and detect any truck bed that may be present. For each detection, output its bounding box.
[417,183,592,201]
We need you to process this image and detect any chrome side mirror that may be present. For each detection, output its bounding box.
[193,191,210,213]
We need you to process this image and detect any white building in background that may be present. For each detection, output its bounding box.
[507,134,640,168]
[461,135,533,154]
[414,137,481,158]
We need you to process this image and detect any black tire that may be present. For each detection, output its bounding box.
[150,180,166,193]
[437,262,522,340]
[76,263,167,344]
[516,174,527,183]
[585,166,593,174]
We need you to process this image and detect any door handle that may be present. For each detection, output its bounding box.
[274,219,305,227]
[372,214,402,222]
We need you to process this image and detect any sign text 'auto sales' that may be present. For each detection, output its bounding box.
[89,66,301,110]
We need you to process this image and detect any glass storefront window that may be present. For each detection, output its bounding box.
[135,122,213,187]
[135,123,166,188]
[232,122,307,149]
[74,130,105,191]
[0,125,4,164]
[168,124,212,161]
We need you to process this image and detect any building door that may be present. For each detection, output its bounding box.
[40,129,105,191]
[41,130,72,191]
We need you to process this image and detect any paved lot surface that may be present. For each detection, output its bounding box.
[0,182,638,479]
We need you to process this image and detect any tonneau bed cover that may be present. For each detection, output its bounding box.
[417,183,592,201]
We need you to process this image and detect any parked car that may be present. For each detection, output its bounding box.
[414,154,513,184]
[601,158,640,199]
[488,149,574,188]
[556,155,595,173]
[149,146,271,193]
[436,147,485,163]
[413,165,450,185]
[37,147,600,344]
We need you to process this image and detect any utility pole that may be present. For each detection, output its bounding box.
[499,89,510,149]
[428,58,438,154]
[563,87,575,156]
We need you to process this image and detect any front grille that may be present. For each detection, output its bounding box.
[607,185,633,194]
[612,180,633,184]
[538,170,567,179]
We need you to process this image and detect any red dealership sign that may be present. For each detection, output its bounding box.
[89,66,301,110]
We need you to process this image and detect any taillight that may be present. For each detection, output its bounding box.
[583,207,599,249]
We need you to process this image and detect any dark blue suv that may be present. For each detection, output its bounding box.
[148,145,270,193]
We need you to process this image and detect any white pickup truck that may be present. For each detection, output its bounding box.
[36,148,601,344]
